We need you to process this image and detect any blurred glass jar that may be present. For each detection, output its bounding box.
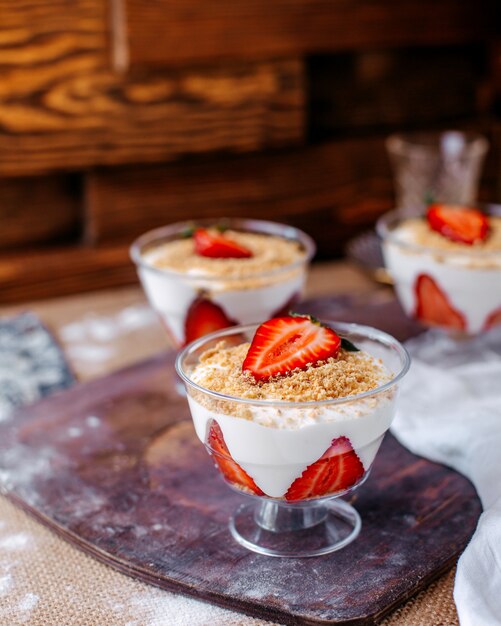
[386,131,488,214]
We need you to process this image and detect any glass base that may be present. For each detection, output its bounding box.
[229,498,361,558]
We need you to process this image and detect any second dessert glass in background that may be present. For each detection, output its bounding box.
[130,218,315,348]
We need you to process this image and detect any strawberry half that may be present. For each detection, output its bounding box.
[484,307,501,331]
[194,228,253,258]
[415,274,466,331]
[242,315,341,381]
[184,297,235,344]
[427,204,489,245]
[285,437,364,501]
[208,422,264,495]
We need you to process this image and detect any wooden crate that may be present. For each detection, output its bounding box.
[0,0,498,303]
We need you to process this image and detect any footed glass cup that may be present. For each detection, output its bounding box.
[377,204,501,337]
[176,322,410,557]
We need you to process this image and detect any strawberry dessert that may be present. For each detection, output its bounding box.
[131,219,314,347]
[378,204,501,333]
[176,315,410,501]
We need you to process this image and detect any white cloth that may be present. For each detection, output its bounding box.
[391,328,501,626]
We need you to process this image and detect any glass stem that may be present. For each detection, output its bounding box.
[254,500,328,533]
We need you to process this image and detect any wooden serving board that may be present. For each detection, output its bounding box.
[0,299,481,625]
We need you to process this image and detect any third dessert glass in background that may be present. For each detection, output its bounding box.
[130,218,315,347]
[377,203,501,335]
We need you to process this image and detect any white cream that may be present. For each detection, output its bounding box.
[383,230,501,334]
[187,392,396,498]
[138,263,305,345]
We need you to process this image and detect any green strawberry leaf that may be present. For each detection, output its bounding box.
[180,225,195,239]
[341,337,360,352]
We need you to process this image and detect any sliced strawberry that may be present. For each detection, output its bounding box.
[484,307,501,330]
[184,297,235,344]
[415,274,466,331]
[194,228,253,258]
[208,422,264,495]
[242,315,341,381]
[427,204,489,245]
[285,437,364,501]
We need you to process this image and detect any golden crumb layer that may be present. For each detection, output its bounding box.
[144,230,306,277]
[190,341,390,402]
[396,216,501,253]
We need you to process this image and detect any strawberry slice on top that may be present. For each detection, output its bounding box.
[194,228,253,259]
[184,297,235,344]
[427,203,489,245]
[285,436,364,501]
[242,314,341,381]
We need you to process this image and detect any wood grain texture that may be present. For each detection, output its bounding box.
[0,175,80,249]
[0,2,304,175]
[0,244,134,303]
[126,0,495,67]
[0,300,481,625]
[85,139,393,255]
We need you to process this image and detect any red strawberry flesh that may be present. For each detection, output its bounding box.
[242,315,341,381]
[484,307,501,331]
[184,297,235,345]
[427,204,489,245]
[194,228,253,258]
[208,422,263,495]
[415,274,466,331]
[285,436,364,501]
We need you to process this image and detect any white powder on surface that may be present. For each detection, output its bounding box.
[57,304,165,380]
[0,533,31,551]
[86,415,101,428]
[0,573,12,596]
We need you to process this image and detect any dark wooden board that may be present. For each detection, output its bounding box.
[0,300,481,625]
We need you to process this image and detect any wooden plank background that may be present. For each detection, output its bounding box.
[0,176,80,249]
[84,139,393,256]
[126,0,495,66]
[0,0,499,302]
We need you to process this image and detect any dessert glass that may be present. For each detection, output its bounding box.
[176,322,410,557]
[130,218,315,348]
[377,204,501,335]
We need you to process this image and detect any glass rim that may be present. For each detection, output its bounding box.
[130,218,316,282]
[386,130,489,160]
[376,204,501,259]
[175,321,411,408]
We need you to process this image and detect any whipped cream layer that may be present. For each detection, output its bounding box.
[188,392,395,498]
[138,265,305,345]
[186,341,396,498]
[383,218,501,333]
